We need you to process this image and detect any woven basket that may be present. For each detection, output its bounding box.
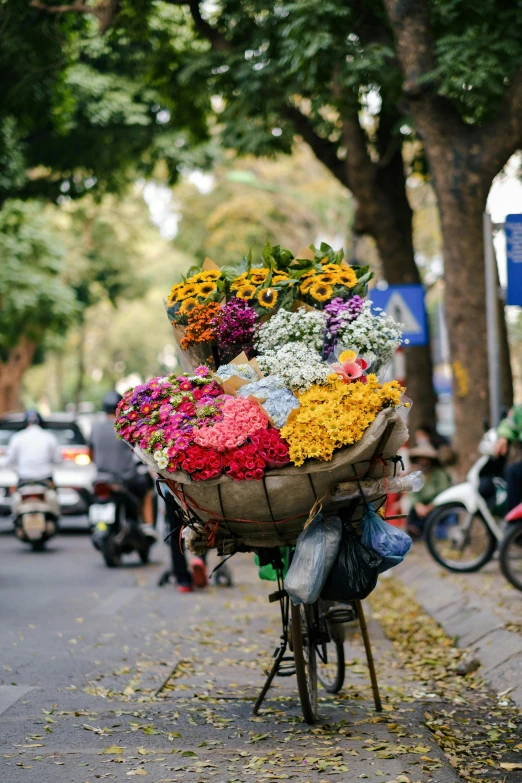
[137,408,408,553]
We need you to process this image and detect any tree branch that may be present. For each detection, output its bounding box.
[164,0,231,51]
[30,0,121,33]
[280,106,349,188]
[478,63,522,177]
[382,0,462,139]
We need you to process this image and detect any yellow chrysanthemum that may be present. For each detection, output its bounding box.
[235,284,257,300]
[280,376,403,466]
[195,281,217,297]
[257,288,278,309]
[179,297,199,316]
[309,281,333,302]
[336,268,357,288]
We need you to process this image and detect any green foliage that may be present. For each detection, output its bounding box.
[0,201,78,358]
[0,0,210,202]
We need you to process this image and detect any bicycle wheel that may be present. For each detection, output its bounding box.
[425,503,497,572]
[316,601,345,694]
[291,602,317,724]
[500,523,522,592]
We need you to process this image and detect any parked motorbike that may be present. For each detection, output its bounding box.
[12,480,59,551]
[424,429,506,572]
[90,474,157,567]
[499,502,522,591]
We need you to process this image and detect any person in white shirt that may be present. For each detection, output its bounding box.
[6,410,63,483]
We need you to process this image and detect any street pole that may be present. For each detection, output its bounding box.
[483,211,501,428]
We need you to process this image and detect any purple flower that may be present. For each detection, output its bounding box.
[324,295,364,357]
[211,299,256,352]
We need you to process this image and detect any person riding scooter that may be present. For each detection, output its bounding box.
[6,409,63,484]
[89,391,153,518]
[6,410,61,549]
[89,391,156,565]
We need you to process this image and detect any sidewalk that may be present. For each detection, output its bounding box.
[396,544,522,706]
[1,536,521,782]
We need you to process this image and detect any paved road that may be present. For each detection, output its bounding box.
[0,528,518,782]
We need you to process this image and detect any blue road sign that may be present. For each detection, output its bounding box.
[506,214,522,306]
[370,284,428,346]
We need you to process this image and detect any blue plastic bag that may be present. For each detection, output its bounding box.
[360,505,412,573]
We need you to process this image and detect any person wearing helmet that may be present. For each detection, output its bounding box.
[89,391,153,517]
[495,404,522,512]
[6,410,63,483]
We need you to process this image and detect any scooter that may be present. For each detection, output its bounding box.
[424,429,506,572]
[90,474,157,567]
[499,503,522,592]
[12,480,59,551]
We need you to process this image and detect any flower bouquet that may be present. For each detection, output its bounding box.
[116,241,410,553]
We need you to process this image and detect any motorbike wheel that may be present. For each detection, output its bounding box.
[102,535,121,568]
[499,523,522,592]
[425,503,497,573]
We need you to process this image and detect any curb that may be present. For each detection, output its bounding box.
[395,557,522,706]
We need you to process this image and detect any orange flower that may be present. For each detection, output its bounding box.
[179,302,221,349]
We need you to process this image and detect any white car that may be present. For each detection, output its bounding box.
[0,414,96,525]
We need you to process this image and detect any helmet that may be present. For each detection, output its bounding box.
[103,391,123,414]
[24,409,43,427]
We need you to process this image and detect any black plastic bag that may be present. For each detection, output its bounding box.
[321,530,383,602]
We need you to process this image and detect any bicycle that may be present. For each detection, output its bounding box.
[252,547,382,724]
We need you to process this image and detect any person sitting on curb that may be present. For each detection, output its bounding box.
[407,443,452,538]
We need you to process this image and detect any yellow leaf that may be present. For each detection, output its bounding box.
[102,746,124,755]
[126,769,148,776]
[500,763,522,771]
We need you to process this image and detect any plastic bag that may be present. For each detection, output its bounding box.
[360,505,412,573]
[321,531,382,602]
[284,514,342,605]
[254,548,289,582]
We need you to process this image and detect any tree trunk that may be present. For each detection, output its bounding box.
[436,194,490,472]
[75,320,86,411]
[0,338,37,415]
[354,148,437,439]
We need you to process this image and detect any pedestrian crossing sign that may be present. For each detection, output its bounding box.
[370,284,428,346]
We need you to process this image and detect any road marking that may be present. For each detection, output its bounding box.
[0,686,34,716]
[91,588,139,616]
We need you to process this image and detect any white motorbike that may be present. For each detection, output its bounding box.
[424,430,506,572]
[12,480,60,551]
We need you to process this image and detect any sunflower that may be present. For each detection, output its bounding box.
[230,274,248,291]
[235,284,257,300]
[197,270,221,281]
[299,269,316,279]
[309,281,333,302]
[257,288,278,309]
[249,268,270,282]
[319,256,330,265]
[179,297,199,316]
[272,274,289,284]
[321,264,340,272]
[299,277,315,294]
[195,281,217,297]
[315,273,336,284]
[336,268,357,287]
[177,283,199,300]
